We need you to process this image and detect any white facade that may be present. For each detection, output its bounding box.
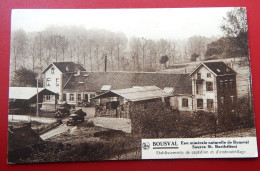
[43,65,63,102]
[191,66,218,112]
[170,96,193,112]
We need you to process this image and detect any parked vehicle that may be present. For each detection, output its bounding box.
[66,109,87,126]
[54,106,70,118]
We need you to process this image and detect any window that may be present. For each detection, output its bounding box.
[56,78,59,86]
[197,73,201,79]
[231,96,234,106]
[207,99,213,109]
[229,79,234,89]
[69,94,75,101]
[78,94,82,101]
[220,97,224,103]
[63,94,66,101]
[226,68,230,72]
[51,67,55,74]
[207,73,211,77]
[219,80,224,91]
[182,98,188,107]
[206,82,213,91]
[45,95,51,101]
[225,80,228,89]
[90,94,95,99]
[196,84,199,94]
[197,99,203,109]
[84,94,88,101]
[46,78,51,86]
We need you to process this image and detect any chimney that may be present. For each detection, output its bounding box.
[105,54,107,72]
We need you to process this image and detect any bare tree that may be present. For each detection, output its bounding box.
[115,33,127,71]
[11,29,28,71]
[130,37,141,71]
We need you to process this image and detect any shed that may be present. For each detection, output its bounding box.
[9,87,57,113]
[93,86,172,102]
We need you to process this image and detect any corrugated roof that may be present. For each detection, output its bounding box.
[94,86,172,102]
[9,87,56,100]
[64,72,192,95]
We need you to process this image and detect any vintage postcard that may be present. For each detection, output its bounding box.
[8,8,257,163]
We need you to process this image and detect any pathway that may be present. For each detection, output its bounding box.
[40,123,75,140]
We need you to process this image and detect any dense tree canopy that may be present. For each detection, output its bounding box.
[11,68,39,87]
[205,7,249,60]
[159,55,169,68]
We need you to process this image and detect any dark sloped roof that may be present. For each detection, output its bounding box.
[8,124,42,152]
[64,72,192,95]
[53,62,86,73]
[203,62,236,75]
[190,61,236,76]
[42,62,86,73]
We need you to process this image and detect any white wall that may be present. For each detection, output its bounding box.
[191,66,218,112]
[44,65,62,101]
[177,96,193,111]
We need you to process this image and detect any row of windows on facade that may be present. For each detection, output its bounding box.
[219,79,235,91]
[181,98,214,109]
[182,96,235,109]
[196,80,234,94]
[44,93,96,102]
[197,73,212,79]
[46,78,59,86]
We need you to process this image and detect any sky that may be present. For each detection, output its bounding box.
[11,8,233,40]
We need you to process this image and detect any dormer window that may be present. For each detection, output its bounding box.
[51,67,55,74]
[217,69,221,73]
[197,73,201,79]
[66,66,69,71]
[226,68,230,72]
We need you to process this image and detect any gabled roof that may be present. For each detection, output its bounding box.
[63,72,192,95]
[9,87,56,100]
[93,86,172,102]
[189,61,236,76]
[41,62,86,74]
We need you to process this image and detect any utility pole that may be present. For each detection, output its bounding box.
[105,53,107,72]
[36,79,39,117]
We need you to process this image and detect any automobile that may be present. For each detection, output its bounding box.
[66,109,87,126]
[77,99,88,107]
[54,106,70,118]
[82,99,96,107]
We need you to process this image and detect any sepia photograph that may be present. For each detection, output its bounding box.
[8,7,257,163]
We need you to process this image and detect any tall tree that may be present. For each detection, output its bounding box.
[221,7,249,56]
[11,29,28,71]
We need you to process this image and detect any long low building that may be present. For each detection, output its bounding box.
[93,86,173,118]
[9,87,57,114]
[40,61,238,117]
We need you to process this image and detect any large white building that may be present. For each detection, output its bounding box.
[41,62,86,104]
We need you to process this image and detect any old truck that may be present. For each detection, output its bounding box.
[54,106,70,118]
[66,109,87,126]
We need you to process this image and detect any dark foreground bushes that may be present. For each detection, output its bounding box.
[9,131,140,163]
